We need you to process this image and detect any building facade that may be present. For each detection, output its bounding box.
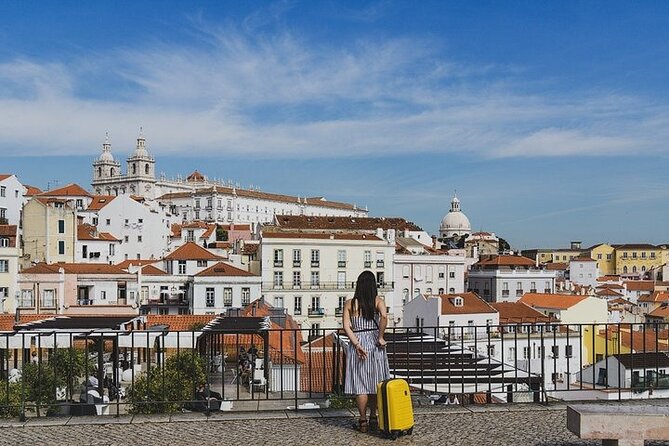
[0,225,19,313]
[0,174,26,227]
[22,198,77,264]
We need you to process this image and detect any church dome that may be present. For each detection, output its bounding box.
[98,150,115,162]
[439,194,471,238]
[97,133,115,162]
[131,128,151,159]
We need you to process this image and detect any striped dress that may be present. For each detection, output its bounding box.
[345,313,391,395]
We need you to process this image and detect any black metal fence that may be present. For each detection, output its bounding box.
[1,322,668,418]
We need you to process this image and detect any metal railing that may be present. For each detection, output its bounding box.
[0,322,667,419]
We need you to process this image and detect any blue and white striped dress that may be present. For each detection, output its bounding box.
[345,314,391,395]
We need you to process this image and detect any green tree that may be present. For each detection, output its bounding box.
[216,226,228,242]
[127,351,206,414]
[0,383,23,418]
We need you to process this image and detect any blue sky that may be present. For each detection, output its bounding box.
[1,1,668,249]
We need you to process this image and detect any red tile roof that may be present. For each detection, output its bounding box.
[647,305,669,319]
[0,314,55,332]
[116,259,159,269]
[195,262,257,277]
[545,262,568,271]
[77,224,120,242]
[598,326,669,351]
[0,174,13,181]
[139,265,168,276]
[164,242,222,261]
[475,255,536,267]
[439,292,497,315]
[638,291,669,304]
[186,171,205,182]
[596,288,623,297]
[146,315,216,331]
[519,293,587,310]
[262,231,382,241]
[21,263,129,275]
[24,185,43,196]
[40,183,91,197]
[87,195,116,211]
[490,302,551,324]
[624,281,655,292]
[273,215,422,231]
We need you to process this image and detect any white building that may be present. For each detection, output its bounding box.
[393,238,466,316]
[90,132,368,223]
[0,225,20,313]
[403,292,499,339]
[568,257,599,289]
[260,230,395,333]
[468,255,557,303]
[192,262,261,315]
[519,293,609,325]
[0,174,26,227]
[439,194,471,239]
[75,224,122,264]
[79,194,172,262]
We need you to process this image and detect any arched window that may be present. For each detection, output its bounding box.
[402,288,409,303]
[97,167,102,177]
[426,288,432,295]
[623,266,628,274]
[632,266,637,273]
[438,288,444,294]
[110,168,115,176]
[132,163,137,175]
[642,266,646,272]
[145,164,149,175]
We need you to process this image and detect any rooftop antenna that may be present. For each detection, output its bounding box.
[46,179,60,191]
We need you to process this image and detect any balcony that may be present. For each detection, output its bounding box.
[502,290,510,297]
[376,260,385,268]
[311,261,320,268]
[338,261,346,268]
[530,289,537,293]
[308,307,325,317]
[364,261,372,268]
[335,307,343,316]
[294,308,302,316]
[544,289,551,293]
[273,283,284,290]
[274,261,284,268]
[516,290,523,296]
[293,261,301,267]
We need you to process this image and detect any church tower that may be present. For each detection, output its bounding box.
[92,133,121,194]
[126,128,157,196]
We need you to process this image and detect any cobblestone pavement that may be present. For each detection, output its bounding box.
[2,405,669,446]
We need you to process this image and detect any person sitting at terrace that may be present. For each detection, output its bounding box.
[239,360,252,387]
[192,382,223,411]
[248,344,259,359]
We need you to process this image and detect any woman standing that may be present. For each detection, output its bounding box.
[343,271,391,433]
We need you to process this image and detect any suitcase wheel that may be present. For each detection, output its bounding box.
[406,427,413,435]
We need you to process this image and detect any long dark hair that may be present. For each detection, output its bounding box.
[351,271,378,321]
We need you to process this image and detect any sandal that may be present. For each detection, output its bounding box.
[358,418,369,433]
[369,416,378,430]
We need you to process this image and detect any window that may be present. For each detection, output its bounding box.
[402,288,409,304]
[293,249,301,266]
[530,281,536,293]
[544,281,551,293]
[551,345,559,358]
[523,346,530,359]
[438,267,445,279]
[58,241,65,255]
[364,250,372,268]
[337,250,347,267]
[311,250,320,267]
[100,291,106,300]
[565,345,573,358]
[124,236,129,243]
[597,253,602,260]
[274,271,284,288]
[207,198,213,208]
[106,219,111,225]
[293,271,301,288]
[20,290,34,307]
[487,344,495,357]
[426,266,433,283]
[137,236,142,242]
[241,288,251,306]
[311,296,321,312]
[274,249,284,267]
[376,252,385,268]
[311,271,320,287]
[0,186,4,197]
[206,288,215,307]
[178,261,187,274]
[502,282,509,296]
[402,266,410,279]
[0,260,9,273]
[337,271,346,289]
[274,296,284,308]
[606,254,612,260]
[294,296,302,315]
[449,270,455,279]
[196,260,207,267]
[223,288,233,307]
[0,287,7,298]
[58,219,65,234]
[310,323,321,339]
[438,288,444,294]
[0,238,8,248]
[109,244,115,256]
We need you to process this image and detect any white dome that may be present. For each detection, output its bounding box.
[440,211,471,233]
[98,151,115,162]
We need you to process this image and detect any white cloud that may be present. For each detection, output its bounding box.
[0,23,667,159]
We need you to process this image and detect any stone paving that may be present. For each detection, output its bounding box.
[1,403,669,446]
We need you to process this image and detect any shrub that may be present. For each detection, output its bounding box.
[0,383,22,418]
[127,351,206,414]
[327,393,356,409]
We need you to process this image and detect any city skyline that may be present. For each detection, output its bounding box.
[1,1,669,248]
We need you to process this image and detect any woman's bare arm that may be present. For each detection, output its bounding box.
[376,297,388,346]
[343,300,367,358]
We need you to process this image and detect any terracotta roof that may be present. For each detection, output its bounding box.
[186,171,205,182]
[77,224,120,242]
[0,174,13,181]
[490,302,551,324]
[609,297,635,306]
[262,231,382,241]
[195,262,257,277]
[164,242,222,261]
[34,197,71,206]
[598,326,669,352]
[21,263,128,275]
[597,275,620,282]
[545,262,568,271]
[208,242,232,249]
[146,315,216,331]
[0,225,17,239]
[242,244,258,255]
[613,244,658,250]
[40,183,91,197]
[571,257,596,262]
[647,305,669,319]
[139,264,169,276]
[0,314,55,332]
[475,255,536,267]
[171,224,182,238]
[182,221,210,229]
[159,187,361,212]
[439,292,497,315]
[24,185,43,196]
[638,291,669,304]
[116,259,159,269]
[87,195,116,211]
[624,281,655,292]
[596,289,623,297]
[273,215,421,231]
[597,283,625,290]
[301,349,343,393]
[519,293,587,310]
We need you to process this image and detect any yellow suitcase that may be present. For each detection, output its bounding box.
[377,378,414,439]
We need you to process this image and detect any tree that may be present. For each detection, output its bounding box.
[498,237,511,254]
[216,226,228,242]
[127,351,206,414]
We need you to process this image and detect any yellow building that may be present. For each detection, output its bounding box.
[613,244,665,276]
[23,197,77,264]
[584,325,669,364]
[584,243,616,276]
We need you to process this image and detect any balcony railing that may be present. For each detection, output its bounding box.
[364,261,372,268]
[18,299,35,308]
[502,290,510,296]
[273,261,283,267]
[376,260,384,268]
[293,261,301,267]
[530,289,537,293]
[335,307,343,316]
[311,261,320,267]
[308,307,325,316]
[516,290,523,296]
[337,261,346,268]
[263,281,395,291]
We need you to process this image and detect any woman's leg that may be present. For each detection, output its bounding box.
[368,393,377,419]
[356,393,368,420]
